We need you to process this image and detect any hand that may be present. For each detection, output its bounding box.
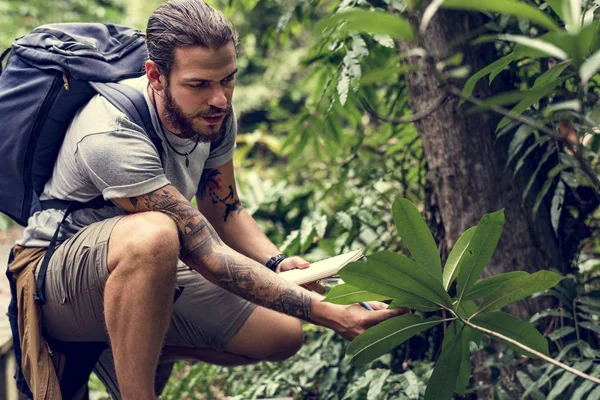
[276,256,326,294]
[315,301,410,341]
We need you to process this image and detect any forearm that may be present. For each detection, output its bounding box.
[114,186,349,334]
[214,208,280,264]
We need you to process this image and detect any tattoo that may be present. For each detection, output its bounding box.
[128,197,138,208]
[206,251,314,322]
[198,169,243,222]
[127,186,314,323]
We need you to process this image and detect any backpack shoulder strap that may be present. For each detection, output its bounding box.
[89,81,164,155]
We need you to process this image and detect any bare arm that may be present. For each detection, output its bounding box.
[113,185,318,322]
[196,160,278,264]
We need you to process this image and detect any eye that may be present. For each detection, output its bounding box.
[222,75,235,84]
[189,81,209,89]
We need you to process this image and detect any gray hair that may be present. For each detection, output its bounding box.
[146,0,238,77]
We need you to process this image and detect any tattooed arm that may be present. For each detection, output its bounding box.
[196,160,281,264]
[113,185,400,339]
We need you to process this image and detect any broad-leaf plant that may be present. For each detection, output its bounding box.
[325,198,599,399]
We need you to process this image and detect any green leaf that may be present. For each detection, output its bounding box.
[347,315,443,365]
[547,0,581,33]
[580,48,600,84]
[588,385,600,400]
[315,10,415,41]
[443,226,476,291]
[420,0,445,34]
[512,135,552,178]
[471,311,550,357]
[463,271,528,301]
[571,364,600,400]
[339,251,452,308]
[392,198,442,281]
[550,180,565,236]
[506,124,536,167]
[460,53,516,104]
[497,63,571,129]
[579,321,600,334]
[441,321,473,395]
[424,333,463,400]
[475,34,567,59]
[547,360,593,400]
[324,283,391,305]
[522,148,554,203]
[477,270,565,315]
[530,309,573,323]
[532,175,556,220]
[441,0,560,32]
[389,297,441,312]
[456,209,505,304]
[516,371,546,400]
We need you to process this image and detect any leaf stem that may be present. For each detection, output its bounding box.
[461,318,600,385]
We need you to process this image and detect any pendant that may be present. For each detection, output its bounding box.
[185,155,190,168]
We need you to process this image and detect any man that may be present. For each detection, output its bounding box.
[12,0,403,398]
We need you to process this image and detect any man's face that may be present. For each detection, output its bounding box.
[162,42,237,142]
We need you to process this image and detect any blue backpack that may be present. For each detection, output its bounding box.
[1,23,164,397]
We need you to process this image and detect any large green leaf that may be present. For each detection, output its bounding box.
[424,333,463,400]
[442,321,473,395]
[443,226,476,291]
[347,315,443,365]
[389,296,441,312]
[463,271,528,300]
[471,311,549,357]
[314,10,415,41]
[339,251,452,308]
[441,0,560,32]
[392,198,442,281]
[323,283,391,305]
[456,209,505,304]
[476,270,565,314]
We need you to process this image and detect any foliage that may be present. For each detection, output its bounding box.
[326,198,573,400]
[0,0,126,49]
[159,328,435,400]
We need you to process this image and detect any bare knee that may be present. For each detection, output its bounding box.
[108,212,179,274]
[271,319,304,361]
[261,319,304,362]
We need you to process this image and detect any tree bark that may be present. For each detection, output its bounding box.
[399,7,565,320]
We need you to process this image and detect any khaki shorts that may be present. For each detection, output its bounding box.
[36,215,257,351]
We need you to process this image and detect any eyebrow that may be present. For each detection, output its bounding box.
[183,68,238,84]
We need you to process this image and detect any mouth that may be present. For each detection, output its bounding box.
[201,114,224,125]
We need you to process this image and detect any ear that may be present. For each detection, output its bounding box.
[145,60,166,92]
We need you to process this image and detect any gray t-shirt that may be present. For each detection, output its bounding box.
[18,76,236,248]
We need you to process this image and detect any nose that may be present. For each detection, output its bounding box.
[207,85,227,109]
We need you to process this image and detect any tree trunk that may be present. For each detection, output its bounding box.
[398,7,565,320]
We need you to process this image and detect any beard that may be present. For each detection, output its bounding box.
[163,84,232,143]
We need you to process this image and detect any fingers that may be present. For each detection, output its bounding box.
[277,256,310,272]
[289,256,310,269]
[366,301,389,311]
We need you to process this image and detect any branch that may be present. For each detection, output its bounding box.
[360,95,447,124]
[462,318,600,385]
[446,86,600,198]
